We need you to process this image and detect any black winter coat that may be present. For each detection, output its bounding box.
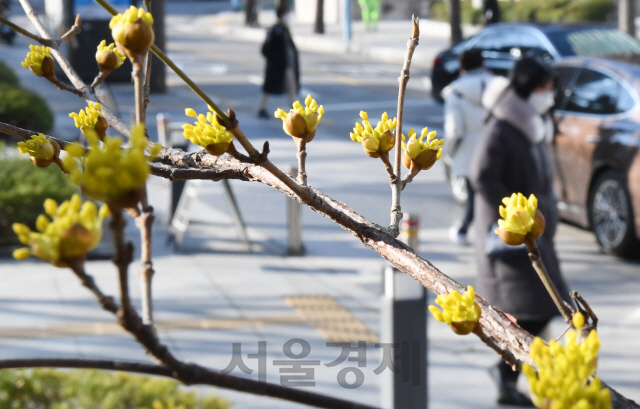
[261,23,299,95]
[469,83,571,321]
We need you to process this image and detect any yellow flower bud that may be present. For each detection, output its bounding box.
[572,312,585,329]
[275,94,324,149]
[495,193,545,247]
[11,194,110,267]
[350,111,397,157]
[109,6,154,63]
[182,107,234,156]
[16,134,61,168]
[63,124,151,209]
[522,326,608,409]
[429,286,481,335]
[70,102,108,139]
[95,40,126,79]
[21,45,55,79]
[401,127,444,173]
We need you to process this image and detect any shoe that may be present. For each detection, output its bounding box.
[448,226,469,246]
[257,109,269,119]
[497,387,534,407]
[489,366,534,407]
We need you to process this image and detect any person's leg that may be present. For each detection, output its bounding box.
[458,179,475,235]
[257,92,269,118]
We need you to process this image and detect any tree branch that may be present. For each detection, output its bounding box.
[0,122,71,148]
[16,0,130,139]
[389,16,419,237]
[136,205,156,325]
[153,150,640,408]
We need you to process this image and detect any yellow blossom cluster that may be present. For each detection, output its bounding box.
[429,286,481,335]
[95,40,126,71]
[17,134,55,161]
[109,5,154,29]
[275,94,324,144]
[496,193,545,245]
[21,45,54,78]
[523,313,610,409]
[12,194,110,267]
[69,102,108,139]
[183,107,234,155]
[110,6,154,59]
[350,111,397,158]
[401,127,444,171]
[63,124,159,208]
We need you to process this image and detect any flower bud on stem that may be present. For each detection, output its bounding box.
[378,151,396,182]
[525,234,574,324]
[296,139,308,186]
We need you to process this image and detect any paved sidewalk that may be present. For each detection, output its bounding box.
[167,7,481,69]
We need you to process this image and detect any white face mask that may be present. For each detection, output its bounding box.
[528,90,555,115]
[282,14,291,24]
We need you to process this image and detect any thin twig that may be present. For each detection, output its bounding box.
[67,259,119,313]
[49,76,84,97]
[58,14,82,44]
[136,204,155,325]
[62,249,379,408]
[297,139,308,186]
[95,0,232,127]
[142,0,153,119]
[525,236,574,324]
[0,14,55,45]
[389,16,419,237]
[17,0,130,139]
[0,122,71,148]
[109,208,134,317]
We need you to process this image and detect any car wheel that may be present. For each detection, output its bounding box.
[588,170,638,257]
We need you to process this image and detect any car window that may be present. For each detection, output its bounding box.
[565,68,633,115]
[514,31,547,56]
[554,66,580,110]
[474,31,512,53]
[545,28,640,57]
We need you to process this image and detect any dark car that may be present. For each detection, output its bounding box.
[431,23,640,103]
[551,57,640,256]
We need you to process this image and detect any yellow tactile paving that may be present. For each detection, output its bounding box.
[284,295,379,343]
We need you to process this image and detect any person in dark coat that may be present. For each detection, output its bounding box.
[469,58,571,406]
[257,4,299,118]
[483,0,501,25]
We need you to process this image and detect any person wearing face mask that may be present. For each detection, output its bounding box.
[257,4,299,119]
[469,57,571,407]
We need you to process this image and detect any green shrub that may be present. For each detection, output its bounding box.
[431,0,483,25]
[431,0,615,24]
[0,83,54,135]
[563,0,616,22]
[0,369,231,409]
[0,61,20,87]
[0,152,78,246]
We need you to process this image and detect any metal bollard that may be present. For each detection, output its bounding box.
[285,166,305,255]
[380,214,427,409]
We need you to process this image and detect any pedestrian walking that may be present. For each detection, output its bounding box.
[483,0,501,25]
[469,57,571,406]
[257,4,299,119]
[443,48,493,246]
